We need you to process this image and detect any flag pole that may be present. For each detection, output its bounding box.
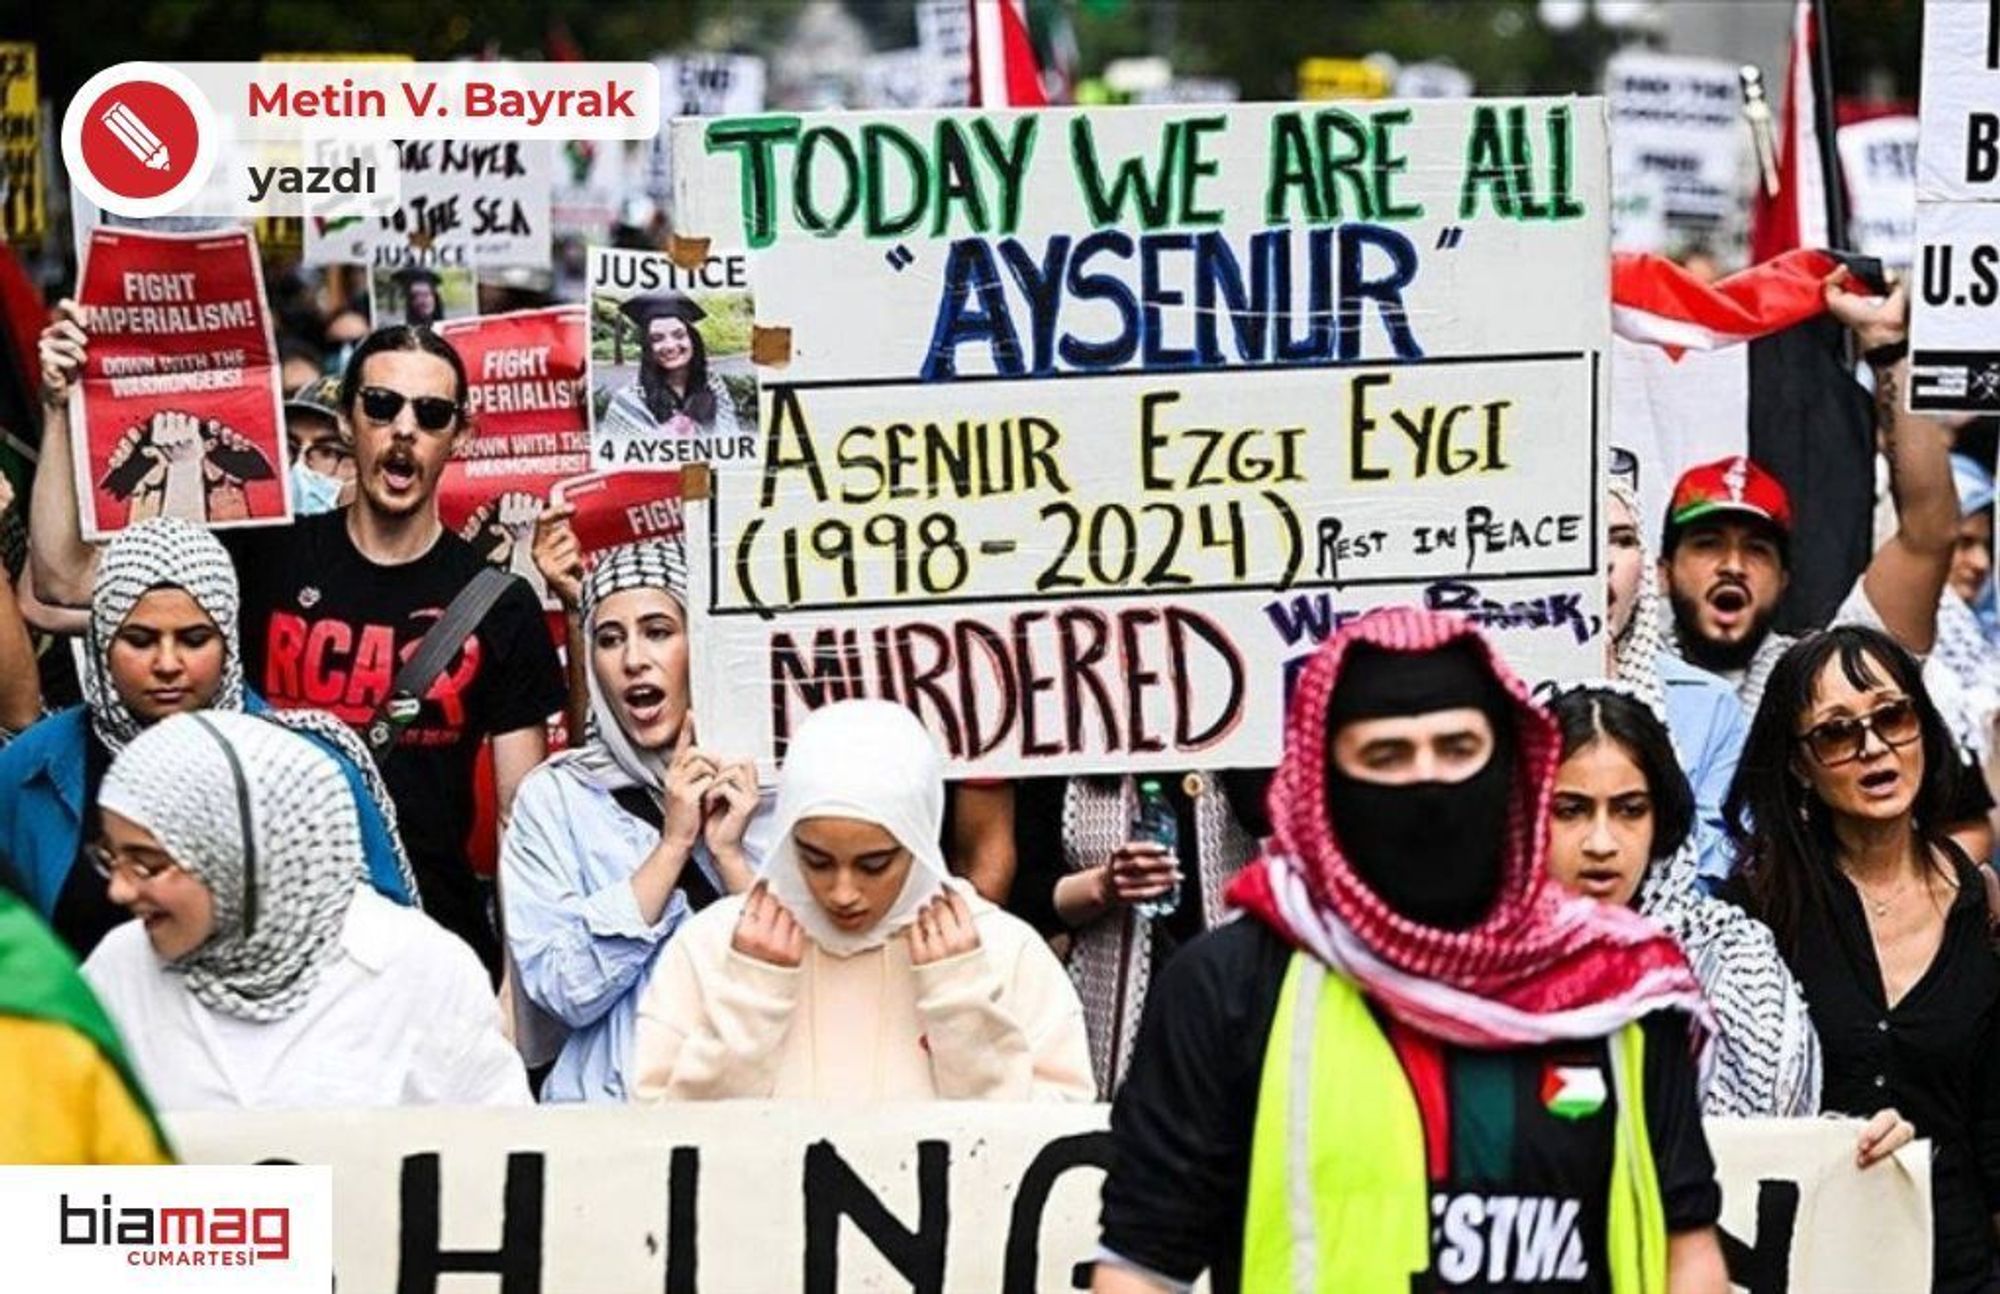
[1808,0,1849,251]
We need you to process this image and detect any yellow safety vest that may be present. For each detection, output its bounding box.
[1240,953,1666,1293]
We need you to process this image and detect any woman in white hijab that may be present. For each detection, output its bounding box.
[503,541,769,1102]
[629,700,1093,1102]
[81,711,528,1110]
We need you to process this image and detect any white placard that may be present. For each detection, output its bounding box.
[1910,200,2000,413]
[1916,0,2000,201]
[304,138,551,268]
[167,1106,1929,1294]
[1604,49,1744,256]
[1837,115,1920,272]
[670,100,1609,776]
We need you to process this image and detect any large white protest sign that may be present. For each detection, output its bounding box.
[1838,115,1920,272]
[1912,0,2000,412]
[670,100,1608,777]
[170,1105,1928,1294]
[1915,0,2000,203]
[1604,49,1745,258]
[305,138,552,269]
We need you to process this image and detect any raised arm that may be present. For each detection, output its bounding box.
[1835,271,1957,655]
[30,302,101,608]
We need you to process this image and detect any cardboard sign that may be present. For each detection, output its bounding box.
[170,1105,1929,1294]
[915,0,974,109]
[71,228,289,539]
[431,307,591,601]
[1911,1,2000,412]
[0,42,43,242]
[1604,50,1745,257]
[671,100,1609,776]
[306,139,552,269]
[554,468,685,554]
[586,246,759,472]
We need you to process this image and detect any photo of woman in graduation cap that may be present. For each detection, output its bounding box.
[393,266,446,327]
[601,291,740,442]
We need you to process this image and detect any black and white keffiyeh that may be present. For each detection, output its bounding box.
[561,541,689,794]
[98,710,371,1023]
[1637,847,1822,1116]
[85,517,244,753]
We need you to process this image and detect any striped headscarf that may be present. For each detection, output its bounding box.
[98,711,368,1023]
[1227,608,1710,1048]
[561,541,689,793]
[84,518,244,754]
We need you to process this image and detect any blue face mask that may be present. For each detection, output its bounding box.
[289,460,343,515]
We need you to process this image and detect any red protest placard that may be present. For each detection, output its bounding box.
[553,469,685,555]
[71,228,289,539]
[433,306,591,605]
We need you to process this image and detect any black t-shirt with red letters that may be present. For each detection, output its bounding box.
[226,509,564,971]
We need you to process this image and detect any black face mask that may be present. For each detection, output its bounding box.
[1325,751,1510,930]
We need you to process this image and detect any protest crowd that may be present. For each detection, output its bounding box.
[5,1,2000,1291]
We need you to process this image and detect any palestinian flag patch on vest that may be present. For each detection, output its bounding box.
[1540,1063,1608,1121]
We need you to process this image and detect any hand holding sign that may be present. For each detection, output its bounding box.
[532,501,585,610]
[1824,264,1909,351]
[37,300,86,407]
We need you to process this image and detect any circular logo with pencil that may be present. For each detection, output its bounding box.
[61,62,217,218]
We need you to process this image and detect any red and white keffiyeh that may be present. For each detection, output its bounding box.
[1227,608,1710,1049]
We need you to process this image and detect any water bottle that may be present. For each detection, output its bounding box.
[1130,779,1182,921]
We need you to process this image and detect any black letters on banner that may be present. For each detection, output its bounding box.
[665,1146,700,1294]
[1002,1131,1114,1293]
[397,1151,546,1294]
[1717,1178,1801,1294]
[803,1139,950,1294]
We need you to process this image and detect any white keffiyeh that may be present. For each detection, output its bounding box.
[84,517,244,753]
[98,710,371,1022]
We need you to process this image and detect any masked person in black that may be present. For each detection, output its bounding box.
[1093,608,1736,1294]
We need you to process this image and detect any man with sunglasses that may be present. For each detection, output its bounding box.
[30,315,565,978]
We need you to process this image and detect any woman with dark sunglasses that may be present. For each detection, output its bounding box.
[1724,624,2000,1294]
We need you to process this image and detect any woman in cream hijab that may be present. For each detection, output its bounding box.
[629,700,1092,1102]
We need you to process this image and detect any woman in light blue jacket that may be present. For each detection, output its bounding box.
[502,540,770,1102]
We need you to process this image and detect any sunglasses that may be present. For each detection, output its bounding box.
[1796,697,1922,767]
[357,385,459,433]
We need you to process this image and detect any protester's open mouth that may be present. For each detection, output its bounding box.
[380,454,420,492]
[622,683,666,724]
[1574,867,1629,899]
[830,909,872,930]
[1707,584,1752,628]
[1859,768,1901,796]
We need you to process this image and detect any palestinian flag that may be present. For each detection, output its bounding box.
[1541,1064,1609,1122]
[1611,249,1878,634]
[0,889,173,1163]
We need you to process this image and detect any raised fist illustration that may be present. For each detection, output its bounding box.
[101,410,277,526]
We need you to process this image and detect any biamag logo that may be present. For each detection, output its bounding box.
[0,1165,331,1292]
